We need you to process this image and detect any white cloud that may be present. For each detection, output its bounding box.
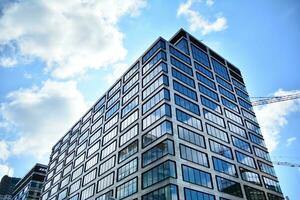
[286,137,296,147]
[0,164,14,178]
[0,141,10,161]
[0,0,146,78]
[104,63,129,85]
[254,89,300,152]
[0,80,88,159]
[206,0,214,6]
[177,0,227,35]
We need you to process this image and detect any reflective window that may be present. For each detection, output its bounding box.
[225,109,243,125]
[242,109,258,124]
[176,109,202,130]
[201,96,221,114]
[120,124,138,147]
[173,80,197,101]
[142,139,174,167]
[72,165,83,181]
[175,94,200,115]
[87,141,100,157]
[117,177,138,199]
[233,79,247,92]
[124,62,139,82]
[258,161,276,176]
[108,80,121,98]
[143,104,171,130]
[91,117,103,133]
[263,177,282,193]
[123,73,139,93]
[99,156,116,176]
[118,140,138,163]
[122,84,139,105]
[216,176,243,198]
[171,56,193,76]
[85,153,98,171]
[240,168,261,186]
[102,126,118,146]
[221,97,239,113]
[267,193,284,200]
[236,87,250,102]
[121,110,138,131]
[117,158,138,181]
[142,160,176,189]
[142,39,166,64]
[182,165,212,188]
[196,72,216,90]
[101,140,116,160]
[213,157,237,177]
[96,190,113,200]
[216,76,233,91]
[74,153,85,167]
[107,90,120,108]
[184,188,215,200]
[142,120,173,148]
[250,133,266,148]
[81,184,95,200]
[81,119,91,133]
[203,109,225,128]
[236,151,256,169]
[89,128,101,145]
[143,62,168,87]
[246,120,261,135]
[244,185,266,200]
[176,37,189,55]
[69,179,81,194]
[228,122,247,138]
[194,61,213,79]
[254,146,271,162]
[97,172,114,192]
[143,51,167,74]
[93,105,104,121]
[191,44,210,68]
[232,136,251,153]
[178,125,205,148]
[206,123,229,142]
[238,98,254,112]
[209,139,232,159]
[180,144,208,167]
[60,176,70,189]
[142,74,169,100]
[143,184,178,200]
[105,102,120,120]
[83,168,97,186]
[199,84,219,102]
[170,46,191,64]
[212,59,230,81]
[104,114,119,133]
[142,88,170,114]
[172,68,195,88]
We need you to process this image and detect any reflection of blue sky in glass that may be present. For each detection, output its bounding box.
[0,0,299,198]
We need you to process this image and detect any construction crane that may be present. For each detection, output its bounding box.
[249,93,300,168]
[272,161,300,168]
[251,93,300,106]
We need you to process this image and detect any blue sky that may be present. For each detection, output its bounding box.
[0,0,299,198]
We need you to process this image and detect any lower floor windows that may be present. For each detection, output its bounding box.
[184,188,215,200]
[216,176,243,198]
[182,165,212,188]
[142,184,178,200]
[212,157,237,177]
[142,160,176,189]
[81,184,95,199]
[244,185,266,200]
[117,177,138,199]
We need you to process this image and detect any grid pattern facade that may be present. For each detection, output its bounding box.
[41,29,283,200]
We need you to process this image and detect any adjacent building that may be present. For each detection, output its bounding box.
[0,176,20,200]
[41,29,283,200]
[12,164,47,200]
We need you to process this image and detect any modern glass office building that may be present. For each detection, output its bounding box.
[12,163,47,200]
[41,29,283,200]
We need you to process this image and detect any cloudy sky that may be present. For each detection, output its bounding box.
[0,0,299,198]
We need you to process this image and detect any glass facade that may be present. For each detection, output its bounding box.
[41,29,283,200]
